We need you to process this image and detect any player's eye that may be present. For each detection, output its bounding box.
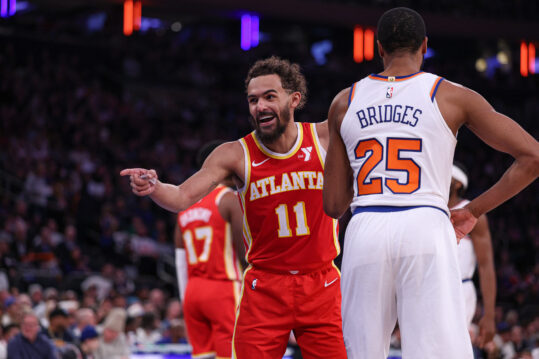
[248,98,257,104]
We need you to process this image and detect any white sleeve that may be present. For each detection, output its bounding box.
[175,248,188,302]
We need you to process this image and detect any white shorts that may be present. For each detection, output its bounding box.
[341,206,473,359]
[462,280,477,326]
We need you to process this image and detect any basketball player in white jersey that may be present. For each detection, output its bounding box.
[323,7,539,359]
[449,162,496,347]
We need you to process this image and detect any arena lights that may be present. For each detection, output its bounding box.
[520,41,536,77]
[354,26,375,63]
[241,14,259,51]
[0,0,15,17]
[123,0,142,36]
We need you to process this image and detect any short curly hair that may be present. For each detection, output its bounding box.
[377,7,426,55]
[245,56,308,110]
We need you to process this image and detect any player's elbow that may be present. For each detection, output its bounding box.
[323,197,347,219]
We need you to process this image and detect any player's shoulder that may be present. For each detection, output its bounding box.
[436,77,482,103]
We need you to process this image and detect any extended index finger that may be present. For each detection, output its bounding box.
[120,168,146,177]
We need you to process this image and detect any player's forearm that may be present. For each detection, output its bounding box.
[323,174,352,218]
[150,181,190,212]
[478,264,496,318]
[466,156,539,217]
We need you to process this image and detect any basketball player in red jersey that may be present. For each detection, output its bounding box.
[121,57,347,358]
[174,141,245,359]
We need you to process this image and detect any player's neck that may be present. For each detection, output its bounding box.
[261,120,298,154]
[448,194,462,208]
[380,53,422,77]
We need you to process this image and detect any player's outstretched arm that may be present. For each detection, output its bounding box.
[323,88,354,219]
[471,214,496,347]
[120,141,243,213]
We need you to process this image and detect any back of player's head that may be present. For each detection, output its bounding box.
[245,56,307,110]
[452,161,469,195]
[196,140,225,169]
[377,7,426,55]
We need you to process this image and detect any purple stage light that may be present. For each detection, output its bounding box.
[250,15,259,48]
[1,0,8,18]
[8,0,15,16]
[241,14,251,51]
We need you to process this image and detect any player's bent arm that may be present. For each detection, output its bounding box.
[315,120,330,151]
[470,213,496,345]
[219,191,247,269]
[441,82,539,218]
[133,142,242,213]
[471,214,496,319]
[323,88,354,219]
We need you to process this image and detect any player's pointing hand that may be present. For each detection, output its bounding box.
[120,168,158,196]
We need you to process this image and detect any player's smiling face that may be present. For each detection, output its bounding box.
[247,74,298,143]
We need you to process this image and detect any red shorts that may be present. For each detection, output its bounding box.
[232,263,346,359]
[183,277,241,358]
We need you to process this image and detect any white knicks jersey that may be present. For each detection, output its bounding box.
[341,71,456,213]
[453,199,477,280]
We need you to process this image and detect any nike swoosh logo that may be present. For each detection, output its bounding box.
[252,158,270,167]
[324,277,338,287]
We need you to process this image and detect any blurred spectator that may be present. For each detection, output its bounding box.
[43,307,75,347]
[79,325,99,359]
[135,312,161,344]
[155,319,187,345]
[81,264,114,301]
[2,296,20,326]
[95,308,129,359]
[7,312,58,359]
[72,308,97,339]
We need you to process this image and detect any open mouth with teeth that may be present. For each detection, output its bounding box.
[258,113,277,127]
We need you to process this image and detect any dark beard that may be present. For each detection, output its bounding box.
[250,107,290,144]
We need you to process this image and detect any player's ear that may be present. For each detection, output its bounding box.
[421,37,428,55]
[289,91,301,109]
[377,40,385,57]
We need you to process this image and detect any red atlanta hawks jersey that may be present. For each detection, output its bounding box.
[238,122,340,273]
[177,186,242,281]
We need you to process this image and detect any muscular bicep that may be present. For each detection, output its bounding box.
[178,142,244,206]
[470,214,493,266]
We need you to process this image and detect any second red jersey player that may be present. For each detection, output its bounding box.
[176,184,244,359]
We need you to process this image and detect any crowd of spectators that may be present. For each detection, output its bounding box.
[0,9,537,359]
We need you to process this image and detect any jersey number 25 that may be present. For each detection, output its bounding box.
[356,138,422,195]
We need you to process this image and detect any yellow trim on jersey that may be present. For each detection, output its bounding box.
[309,123,325,169]
[223,222,237,280]
[239,138,251,197]
[232,266,253,359]
[192,351,217,358]
[215,185,231,207]
[217,357,232,359]
[239,193,254,262]
[238,139,254,264]
[233,280,241,308]
[251,123,304,159]
[332,218,340,256]
[331,261,341,276]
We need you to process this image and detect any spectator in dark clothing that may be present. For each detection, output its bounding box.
[43,307,75,348]
[7,312,58,359]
